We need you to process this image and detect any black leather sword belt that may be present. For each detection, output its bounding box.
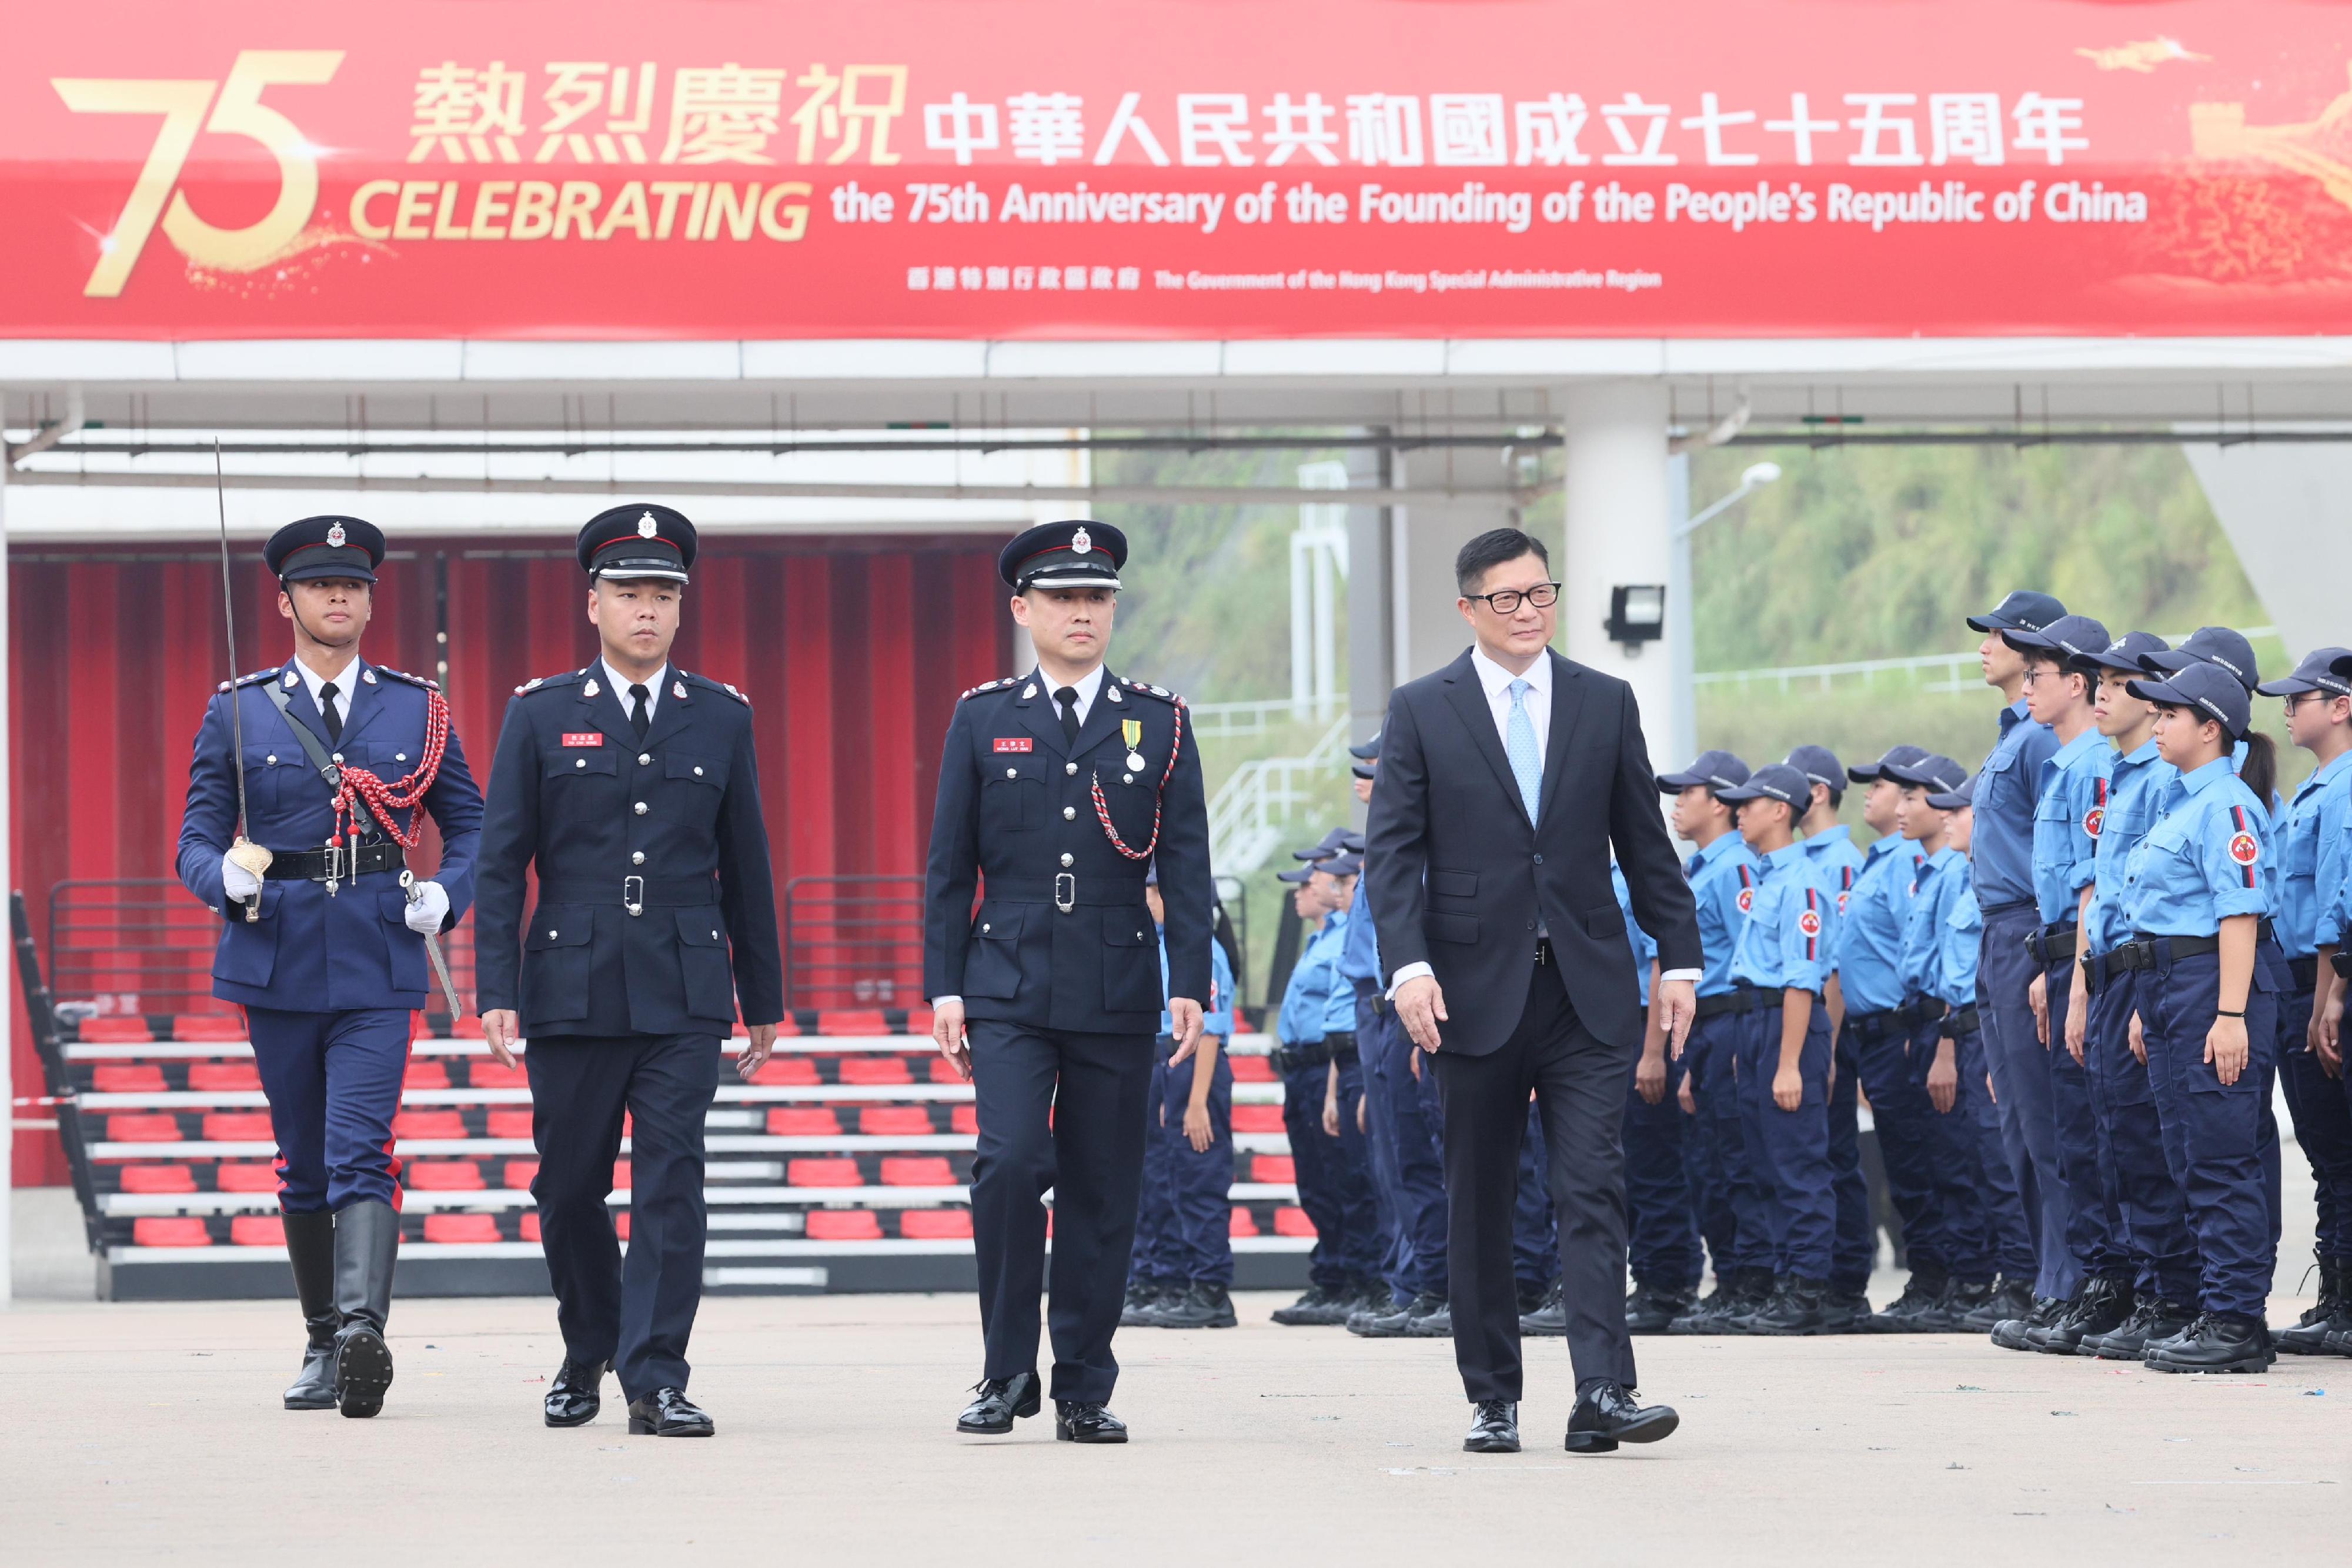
[540,875,719,915]
[270,842,406,882]
[1695,987,1784,1019]
[2024,923,2079,967]
[983,875,1148,912]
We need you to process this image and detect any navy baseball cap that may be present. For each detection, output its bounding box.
[1716,763,1809,808]
[2140,626,2260,691]
[1848,743,1928,785]
[266,514,383,584]
[1348,731,1382,761]
[1883,753,1970,794]
[2129,660,2253,738]
[2004,613,2112,665]
[1351,762,1375,781]
[2070,630,2169,678]
[1339,831,1365,853]
[1967,590,2065,635]
[1657,750,1751,794]
[1321,852,1364,877]
[2256,647,2352,699]
[999,519,1125,591]
[1784,745,1845,794]
[578,503,695,584]
[1926,773,1977,812]
[1275,865,1316,885]
[1292,827,1352,861]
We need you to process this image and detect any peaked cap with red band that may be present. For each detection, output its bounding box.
[998,518,1127,591]
[579,503,696,584]
[265,514,383,584]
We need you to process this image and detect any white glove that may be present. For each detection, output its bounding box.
[404,880,450,934]
[222,852,262,900]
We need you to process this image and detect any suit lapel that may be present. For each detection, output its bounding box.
[1534,650,1588,834]
[336,661,385,748]
[1068,667,1125,767]
[1011,671,1069,758]
[1440,651,1525,811]
[273,661,335,752]
[642,671,696,751]
[582,670,641,751]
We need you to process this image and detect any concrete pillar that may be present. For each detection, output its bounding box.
[2181,442,2352,660]
[1559,383,1675,761]
[1344,441,1390,748]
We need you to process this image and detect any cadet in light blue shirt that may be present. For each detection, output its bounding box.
[1613,858,1700,1312]
[1788,743,1877,1308]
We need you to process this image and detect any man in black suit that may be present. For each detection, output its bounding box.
[1365,526,1703,1456]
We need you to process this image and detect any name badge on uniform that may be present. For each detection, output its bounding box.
[994,737,1033,753]
[562,732,603,747]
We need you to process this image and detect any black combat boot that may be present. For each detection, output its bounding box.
[1271,1283,1352,1326]
[1744,1275,1829,1336]
[281,1211,339,1410]
[2033,1276,2134,1355]
[1669,1268,1770,1334]
[2082,1296,2193,1361]
[2143,1312,2272,1375]
[1962,1275,2032,1333]
[1623,1280,1695,1335]
[1147,1281,1238,1329]
[2276,1257,2352,1355]
[330,1200,400,1418]
[1863,1267,1947,1332]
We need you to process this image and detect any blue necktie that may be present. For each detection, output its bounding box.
[1505,678,1542,823]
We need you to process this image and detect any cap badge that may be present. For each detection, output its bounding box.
[325,521,346,548]
[638,512,659,539]
[1071,526,1092,554]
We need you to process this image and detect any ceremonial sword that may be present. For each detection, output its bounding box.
[214,442,272,922]
[400,869,466,1022]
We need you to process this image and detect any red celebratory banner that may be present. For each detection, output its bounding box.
[8,0,2352,339]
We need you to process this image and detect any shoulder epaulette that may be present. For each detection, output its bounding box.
[686,671,751,706]
[1120,677,1182,706]
[375,666,440,691]
[514,668,587,697]
[959,677,1017,701]
[218,668,276,693]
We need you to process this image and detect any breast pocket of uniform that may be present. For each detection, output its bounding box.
[674,910,735,1022]
[1102,912,1164,1014]
[964,904,1024,999]
[547,748,620,800]
[374,886,428,995]
[242,746,288,811]
[981,764,1043,834]
[522,906,593,1023]
[665,751,728,824]
[211,881,285,987]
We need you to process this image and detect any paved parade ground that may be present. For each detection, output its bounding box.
[2,1278,2339,1567]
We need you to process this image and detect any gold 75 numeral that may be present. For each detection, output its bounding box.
[53,49,343,297]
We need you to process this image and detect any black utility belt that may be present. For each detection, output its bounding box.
[2099,933,2224,976]
[1272,1034,1352,1073]
[2024,922,2079,967]
[1848,997,1946,1038]
[2337,952,2351,981]
[2287,954,2321,991]
[539,875,719,917]
[1695,987,1784,1019]
[1942,1005,1981,1039]
[269,842,407,882]
[983,874,1146,912]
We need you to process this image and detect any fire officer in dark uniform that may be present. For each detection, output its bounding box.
[177,514,484,1419]
[926,520,1214,1445]
[475,504,784,1438]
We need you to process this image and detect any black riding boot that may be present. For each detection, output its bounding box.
[282,1211,339,1410]
[332,1201,401,1419]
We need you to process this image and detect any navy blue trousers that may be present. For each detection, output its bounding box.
[1127,1059,1178,1286]
[2043,961,2123,1280]
[1358,999,1449,1300]
[2276,981,2352,1260]
[1977,902,2080,1298]
[1684,1011,1769,1275]
[2138,946,2278,1320]
[1622,1046,1702,1292]
[1281,1055,1381,1289]
[1826,1028,1876,1292]
[1154,1044,1234,1285]
[246,1005,412,1213]
[1943,1022,2037,1282]
[1845,1011,1949,1277]
[1733,1004,1836,1281]
[526,1031,721,1402]
[2084,971,2197,1303]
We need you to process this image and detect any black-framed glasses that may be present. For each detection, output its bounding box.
[1466,581,1561,614]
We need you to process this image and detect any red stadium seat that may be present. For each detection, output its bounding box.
[502,1159,540,1190]
[906,1007,936,1037]
[229,1214,284,1246]
[1231,1105,1286,1134]
[766,1107,841,1135]
[1229,1206,1261,1238]
[187,1061,262,1091]
[105,1114,182,1144]
[486,1110,535,1139]
[201,1112,275,1142]
[119,1164,197,1194]
[132,1216,210,1247]
[1250,1155,1296,1184]
[899,1209,972,1239]
[1229,1055,1276,1082]
[1273,1207,1317,1237]
[403,1061,450,1090]
[806,1209,883,1241]
[520,1211,542,1243]
[926,1057,967,1084]
[81,1018,155,1043]
[613,1161,632,1192]
[858,1106,933,1136]
[172,1014,248,1042]
[406,1161,486,1191]
[951,1105,979,1135]
[422,1213,500,1244]
[817,1009,888,1037]
[751,1057,819,1085]
[468,1061,530,1089]
[92,1064,166,1093]
[879,1155,954,1187]
[215,1163,280,1192]
[840,1056,913,1086]
[393,1109,466,1140]
[787,1158,863,1188]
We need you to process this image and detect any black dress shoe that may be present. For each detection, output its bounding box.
[626,1387,713,1436]
[1566,1380,1678,1455]
[1522,1282,1569,1337]
[2143,1312,2273,1375]
[957,1372,1042,1434]
[544,1358,608,1427]
[1054,1401,1128,1443]
[1462,1398,1520,1453]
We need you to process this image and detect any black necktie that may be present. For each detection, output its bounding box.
[629,683,652,741]
[1055,686,1080,744]
[318,681,343,743]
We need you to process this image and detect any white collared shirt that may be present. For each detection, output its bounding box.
[602,660,671,724]
[1470,644,1552,758]
[289,651,362,733]
[1037,661,1107,728]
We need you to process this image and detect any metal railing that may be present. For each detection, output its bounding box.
[46,880,236,1021]
[1206,714,1355,875]
[782,874,924,1012]
[1693,627,2278,698]
[1188,695,1351,740]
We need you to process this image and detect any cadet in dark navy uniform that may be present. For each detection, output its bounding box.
[474,505,783,1438]
[176,514,484,1419]
[926,520,1214,1445]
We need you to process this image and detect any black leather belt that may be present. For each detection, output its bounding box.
[1695,987,1783,1019]
[1979,897,2037,921]
[1942,1005,1980,1039]
[2104,932,2224,975]
[1848,997,1946,1040]
[983,875,1147,911]
[2025,922,2079,967]
[1272,1038,1334,1073]
[2337,952,2351,981]
[269,842,406,882]
[540,875,719,915]
[2288,954,2321,991]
